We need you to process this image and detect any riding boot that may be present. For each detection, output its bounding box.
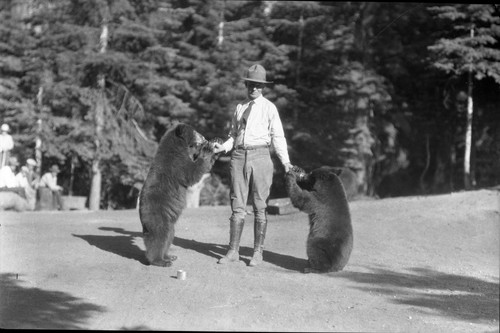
[218,217,245,264]
[249,218,267,267]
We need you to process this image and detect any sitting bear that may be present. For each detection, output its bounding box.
[285,166,353,273]
[139,123,222,267]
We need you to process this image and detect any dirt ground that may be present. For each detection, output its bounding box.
[0,189,498,331]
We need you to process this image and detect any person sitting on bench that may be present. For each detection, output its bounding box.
[39,164,64,210]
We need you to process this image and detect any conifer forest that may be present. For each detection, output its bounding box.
[1,1,499,209]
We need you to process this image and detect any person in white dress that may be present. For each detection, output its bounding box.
[0,124,14,168]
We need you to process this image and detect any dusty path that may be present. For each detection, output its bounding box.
[0,190,498,331]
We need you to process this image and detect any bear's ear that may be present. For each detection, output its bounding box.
[330,168,343,176]
[175,124,187,138]
[327,172,338,181]
[175,124,197,144]
[312,169,335,182]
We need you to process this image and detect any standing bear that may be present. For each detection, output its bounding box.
[285,166,353,273]
[139,123,221,267]
[329,166,359,201]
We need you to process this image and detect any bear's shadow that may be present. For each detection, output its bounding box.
[72,227,148,265]
[73,226,307,271]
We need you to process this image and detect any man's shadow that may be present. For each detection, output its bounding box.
[172,237,307,271]
[74,227,307,271]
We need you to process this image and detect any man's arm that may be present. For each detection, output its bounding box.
[40,174,62,191]
[269,106,292,172]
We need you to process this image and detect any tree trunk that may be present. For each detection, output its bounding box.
[69,153,76,196]
[88,23,108,210]
[292,11,304,125]
[217,1,225,46]
[352,3,377,196]
[463,26,474,190]
[356,115,375,195]
[35,87,43,177]
[88,92,104,210]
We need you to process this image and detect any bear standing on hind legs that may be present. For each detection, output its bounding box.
[139,123,221,267]
[285,166,353,273]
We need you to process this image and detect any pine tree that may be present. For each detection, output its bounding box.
[266,2,394,195]
[4,0,162,207]
[2,0,498,207]
[428,4,500,190]
[0,0,38,163]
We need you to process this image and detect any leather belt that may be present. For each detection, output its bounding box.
[235,144,269,150]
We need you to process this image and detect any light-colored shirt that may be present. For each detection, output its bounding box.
[39,172,62,191]
[16,172,29,188]
[221,95,290,165]
[0,166,19,188]
[0,133,14,167]
[0,133,14,152]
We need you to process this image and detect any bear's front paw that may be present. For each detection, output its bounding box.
[287,165,306,179]
[209,137,224,145]
[291,165,305,174]
[199,142,215,156]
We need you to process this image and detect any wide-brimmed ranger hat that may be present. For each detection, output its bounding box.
[50,164,60,173]
[242,64,273,84]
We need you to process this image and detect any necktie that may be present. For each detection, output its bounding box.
[238,101,254,146]
[242,101,254,129]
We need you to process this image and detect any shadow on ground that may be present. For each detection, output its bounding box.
[73,227,147,265]
[337,266,499,323]
[173,237,308,271]
[173,237,226,260]
[0,273,106,329]
[73,227,307,271]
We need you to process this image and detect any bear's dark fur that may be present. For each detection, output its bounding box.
[320,166,358,201]
[139,123,221,267]
[285,166,353,273]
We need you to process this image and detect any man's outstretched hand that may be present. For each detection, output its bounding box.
[212,143,225,154]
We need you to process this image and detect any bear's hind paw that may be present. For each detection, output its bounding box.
[303,266,328,274]
[165,254,178,261]
[303,267,315,274]
[149,259,174,267]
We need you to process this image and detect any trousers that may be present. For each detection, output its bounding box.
[229,147,273,221]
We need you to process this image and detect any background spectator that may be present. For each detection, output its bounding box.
[25,158,39,189]
[39,164,64,210]
[0,156,20,188]
[16,165,36,210]
[0,124,14,168]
